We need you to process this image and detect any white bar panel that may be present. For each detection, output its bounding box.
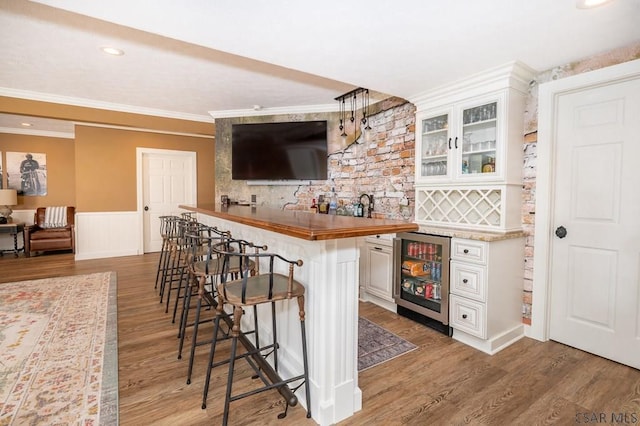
[197,214,362,426]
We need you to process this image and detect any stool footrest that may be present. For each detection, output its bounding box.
[221,313,298,407]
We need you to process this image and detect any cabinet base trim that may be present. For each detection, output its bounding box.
[359,292,396,313]
[452,324,524,354]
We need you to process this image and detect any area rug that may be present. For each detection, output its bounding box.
[358,317,417,371]
[0,272,118,426]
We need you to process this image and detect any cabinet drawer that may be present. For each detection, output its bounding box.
[364,234,393,246]
[450,295,486,339]
[451,239,487,264]
[450,261,486,302]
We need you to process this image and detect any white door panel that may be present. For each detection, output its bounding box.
[142,150,196,253]
[550,76,640,369]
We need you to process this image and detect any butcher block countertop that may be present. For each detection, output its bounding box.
[179,204,419,241]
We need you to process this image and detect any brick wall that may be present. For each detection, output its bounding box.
[296,98,416,219]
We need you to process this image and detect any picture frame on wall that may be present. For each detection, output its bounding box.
[6,151,47,196]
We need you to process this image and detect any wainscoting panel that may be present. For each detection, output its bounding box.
[76,211,140,260]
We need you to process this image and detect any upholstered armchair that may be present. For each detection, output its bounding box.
[24,207,76,257]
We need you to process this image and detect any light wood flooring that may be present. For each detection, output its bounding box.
[1,252,639,425]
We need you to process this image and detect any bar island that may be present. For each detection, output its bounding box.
[180,204,418,425]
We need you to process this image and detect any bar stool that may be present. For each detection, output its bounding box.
[181,228,262,387]
[177,224,229,359]
[202,238,311,424]
[155,215,179,291]
[159,217,190,311]
[181,211,198,222]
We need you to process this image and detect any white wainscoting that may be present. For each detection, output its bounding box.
[75,211,141,260]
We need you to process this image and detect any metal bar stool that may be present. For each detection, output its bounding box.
[177,224,230,354]
[177,224,230,359]
[155,215,179,291]
[202,238,311,424]
[159,217,190,310]
[180,227,261,387]
[158,216,183,301]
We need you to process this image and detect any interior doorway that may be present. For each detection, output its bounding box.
[136,148,197,253]
[533,59,640,369]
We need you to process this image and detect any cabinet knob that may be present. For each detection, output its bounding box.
[462,278,468,284]
[463,249,469,254]
[462,314,468,319]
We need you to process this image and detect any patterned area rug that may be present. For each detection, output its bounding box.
[0,272,118,426]
[358,317,417,371]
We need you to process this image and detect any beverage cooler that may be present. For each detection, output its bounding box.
[393,232,452,336]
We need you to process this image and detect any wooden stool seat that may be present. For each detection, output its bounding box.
[219,272,304,307]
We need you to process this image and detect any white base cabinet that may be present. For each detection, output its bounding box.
[359,234,396,312]
[449,236,524,354]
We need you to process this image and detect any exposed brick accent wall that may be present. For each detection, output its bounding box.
[296,99,416,219]
[215,98,416,221]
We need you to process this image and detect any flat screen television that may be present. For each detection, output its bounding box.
[231,120,328,180]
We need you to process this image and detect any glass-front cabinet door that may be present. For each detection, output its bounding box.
[416,96,502,183]
[418,112,451,180]
[459,101,497,178]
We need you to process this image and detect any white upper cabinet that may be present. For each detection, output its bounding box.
[410,62,536,231]
[417,94,502,183]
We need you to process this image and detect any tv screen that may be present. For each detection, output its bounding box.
[231,121,328,180]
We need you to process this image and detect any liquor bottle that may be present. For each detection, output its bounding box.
[482,156,495,173]
[328,188,338,215]
[318,195,327,214]
[310,198,318,213]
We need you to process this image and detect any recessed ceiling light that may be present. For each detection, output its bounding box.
[101,46,124,56]
[20,122,32,127]
[576,0,614,9]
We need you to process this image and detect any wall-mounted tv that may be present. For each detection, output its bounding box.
[231,120,328,181]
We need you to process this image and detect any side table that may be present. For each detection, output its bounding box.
[0,222,25,257]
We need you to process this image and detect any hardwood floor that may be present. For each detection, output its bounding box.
[1,252,639,425]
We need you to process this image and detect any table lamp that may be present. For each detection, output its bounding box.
[0,189,18,223]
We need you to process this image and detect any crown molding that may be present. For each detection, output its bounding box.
[409,61,537,110]
[207,103,339,120]
[0,126,74,139]
[77,122,215,139]
[0,87,214,123]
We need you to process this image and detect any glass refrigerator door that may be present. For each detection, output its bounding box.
[399,239,445,314]
[419,113,449,178]
[460,101,497,177]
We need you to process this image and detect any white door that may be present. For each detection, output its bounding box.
[141,150,196,253]
[549,76,640,369]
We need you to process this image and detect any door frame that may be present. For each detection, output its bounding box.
[136,147,197,254]
[530,58,640,341]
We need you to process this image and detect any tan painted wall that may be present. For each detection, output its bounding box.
[0,133,75,209]
[0,126,215,212]
[75,125,215,212]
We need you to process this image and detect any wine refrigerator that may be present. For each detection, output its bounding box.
[393,232,452,335]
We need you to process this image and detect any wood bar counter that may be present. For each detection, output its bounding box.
[180,204,418,241]
[180,204,417,425]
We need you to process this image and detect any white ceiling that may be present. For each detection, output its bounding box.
[1,0,639,134]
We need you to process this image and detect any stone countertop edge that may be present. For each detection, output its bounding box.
[417,225,526,242]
